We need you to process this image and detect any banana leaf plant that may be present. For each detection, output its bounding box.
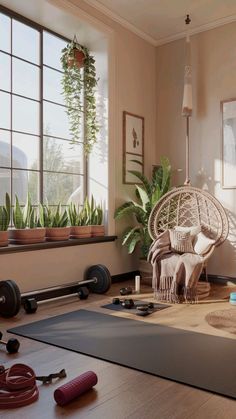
[0,193,10,231]
[114,157,171,259]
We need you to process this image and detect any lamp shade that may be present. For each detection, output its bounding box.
[182,35,192,117]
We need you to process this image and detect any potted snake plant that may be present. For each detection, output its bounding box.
[9,194,46,244]
[40,203,70,241]
[0,193,10,247]
[85,196,105,237]
[68,202,91,239]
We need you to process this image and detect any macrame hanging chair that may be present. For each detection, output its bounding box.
[147,15,229,294]
[148,185,229,247]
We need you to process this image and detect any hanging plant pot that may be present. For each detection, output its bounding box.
[61,35,99,155]
[0,231,8,247]
[67,48,85,68]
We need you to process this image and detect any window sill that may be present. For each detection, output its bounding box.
[0,235,117,254]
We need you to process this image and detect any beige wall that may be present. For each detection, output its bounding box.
[156,22,236,277]
[0,0,157,290]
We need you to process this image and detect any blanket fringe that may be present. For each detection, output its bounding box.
[154,277,198,304]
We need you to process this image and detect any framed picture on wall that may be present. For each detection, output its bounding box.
[123,111,144,184]
[221,98,236,188]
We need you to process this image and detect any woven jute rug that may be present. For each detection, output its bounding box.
[205,308,236,335]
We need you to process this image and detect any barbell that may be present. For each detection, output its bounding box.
[0,264,111,318]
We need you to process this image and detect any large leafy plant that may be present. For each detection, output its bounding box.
[114,157,171,259]
[61,37,99,155]
[0,193,10,231]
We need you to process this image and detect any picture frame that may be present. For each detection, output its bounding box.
[221,98,236,188]
[123,111,144,184]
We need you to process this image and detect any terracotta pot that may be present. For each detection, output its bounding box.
[139,259,153,286]
[67,49,85,68]
[91,225,105,237]
[9,228,46,244]
[0,230,8,247]
[70,225,91,239]
[46,227,70,241]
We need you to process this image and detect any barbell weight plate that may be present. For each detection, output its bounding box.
[0,280,21,318]
[85,264,111,294]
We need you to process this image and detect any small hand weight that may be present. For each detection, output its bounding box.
[120,287,132,296]
[0,332,20,354]
[121,299,134,309]
[112,297,121,305]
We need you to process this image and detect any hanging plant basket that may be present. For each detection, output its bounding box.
[67,48,85,68]
[61,35,99,155]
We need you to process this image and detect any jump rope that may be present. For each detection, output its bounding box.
[0,363,97,409]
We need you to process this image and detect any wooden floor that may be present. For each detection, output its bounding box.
[1,281,236,419]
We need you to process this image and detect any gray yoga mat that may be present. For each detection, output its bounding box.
[8,309,236,399]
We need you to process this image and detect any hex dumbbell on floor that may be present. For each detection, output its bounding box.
[0,264,111,318]
[0,332,20,354]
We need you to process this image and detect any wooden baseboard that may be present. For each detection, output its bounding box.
[112,271,236,286]
[111,271,140,283]
[206,274,236,285]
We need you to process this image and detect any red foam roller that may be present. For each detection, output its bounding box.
[54,371,98,406]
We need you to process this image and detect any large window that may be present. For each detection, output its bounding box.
[0,8,85,207]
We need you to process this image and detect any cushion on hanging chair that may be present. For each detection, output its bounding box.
[169,230,194,254]
[193,231,215,255]
[174,225,201,238]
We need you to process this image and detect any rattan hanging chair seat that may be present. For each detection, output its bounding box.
[148,185,229,302]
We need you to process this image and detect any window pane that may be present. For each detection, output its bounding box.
[12,19,39,64]
[43,66,64,105]
[43,172,83,205]
[13,169,39,204]
[0,13,11,53]
[43,101,70,139]
[43,136,83,174]
[0,91,10,129]
[12,132,40,170]
[13,58,39,100]
[0,168,10,204]
[0,52,11,91]
[12,96,40,135]
[0,129,10,167]
[43,31,66,70]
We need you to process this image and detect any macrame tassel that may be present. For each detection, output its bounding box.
[183,286,198,304]
[156,276,173,301]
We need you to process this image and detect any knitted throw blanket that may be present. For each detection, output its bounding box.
[148,231,204,303]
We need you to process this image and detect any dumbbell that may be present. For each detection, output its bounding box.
[112,297,134,309]
[136,302,154,316]
[0,332,20,354]
[120,287,133,296]
[78,286,89,300]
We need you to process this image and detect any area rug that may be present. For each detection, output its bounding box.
[8,309,236,399]
[205,308,236,335]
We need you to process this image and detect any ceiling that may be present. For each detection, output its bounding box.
[84,0,236,45]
